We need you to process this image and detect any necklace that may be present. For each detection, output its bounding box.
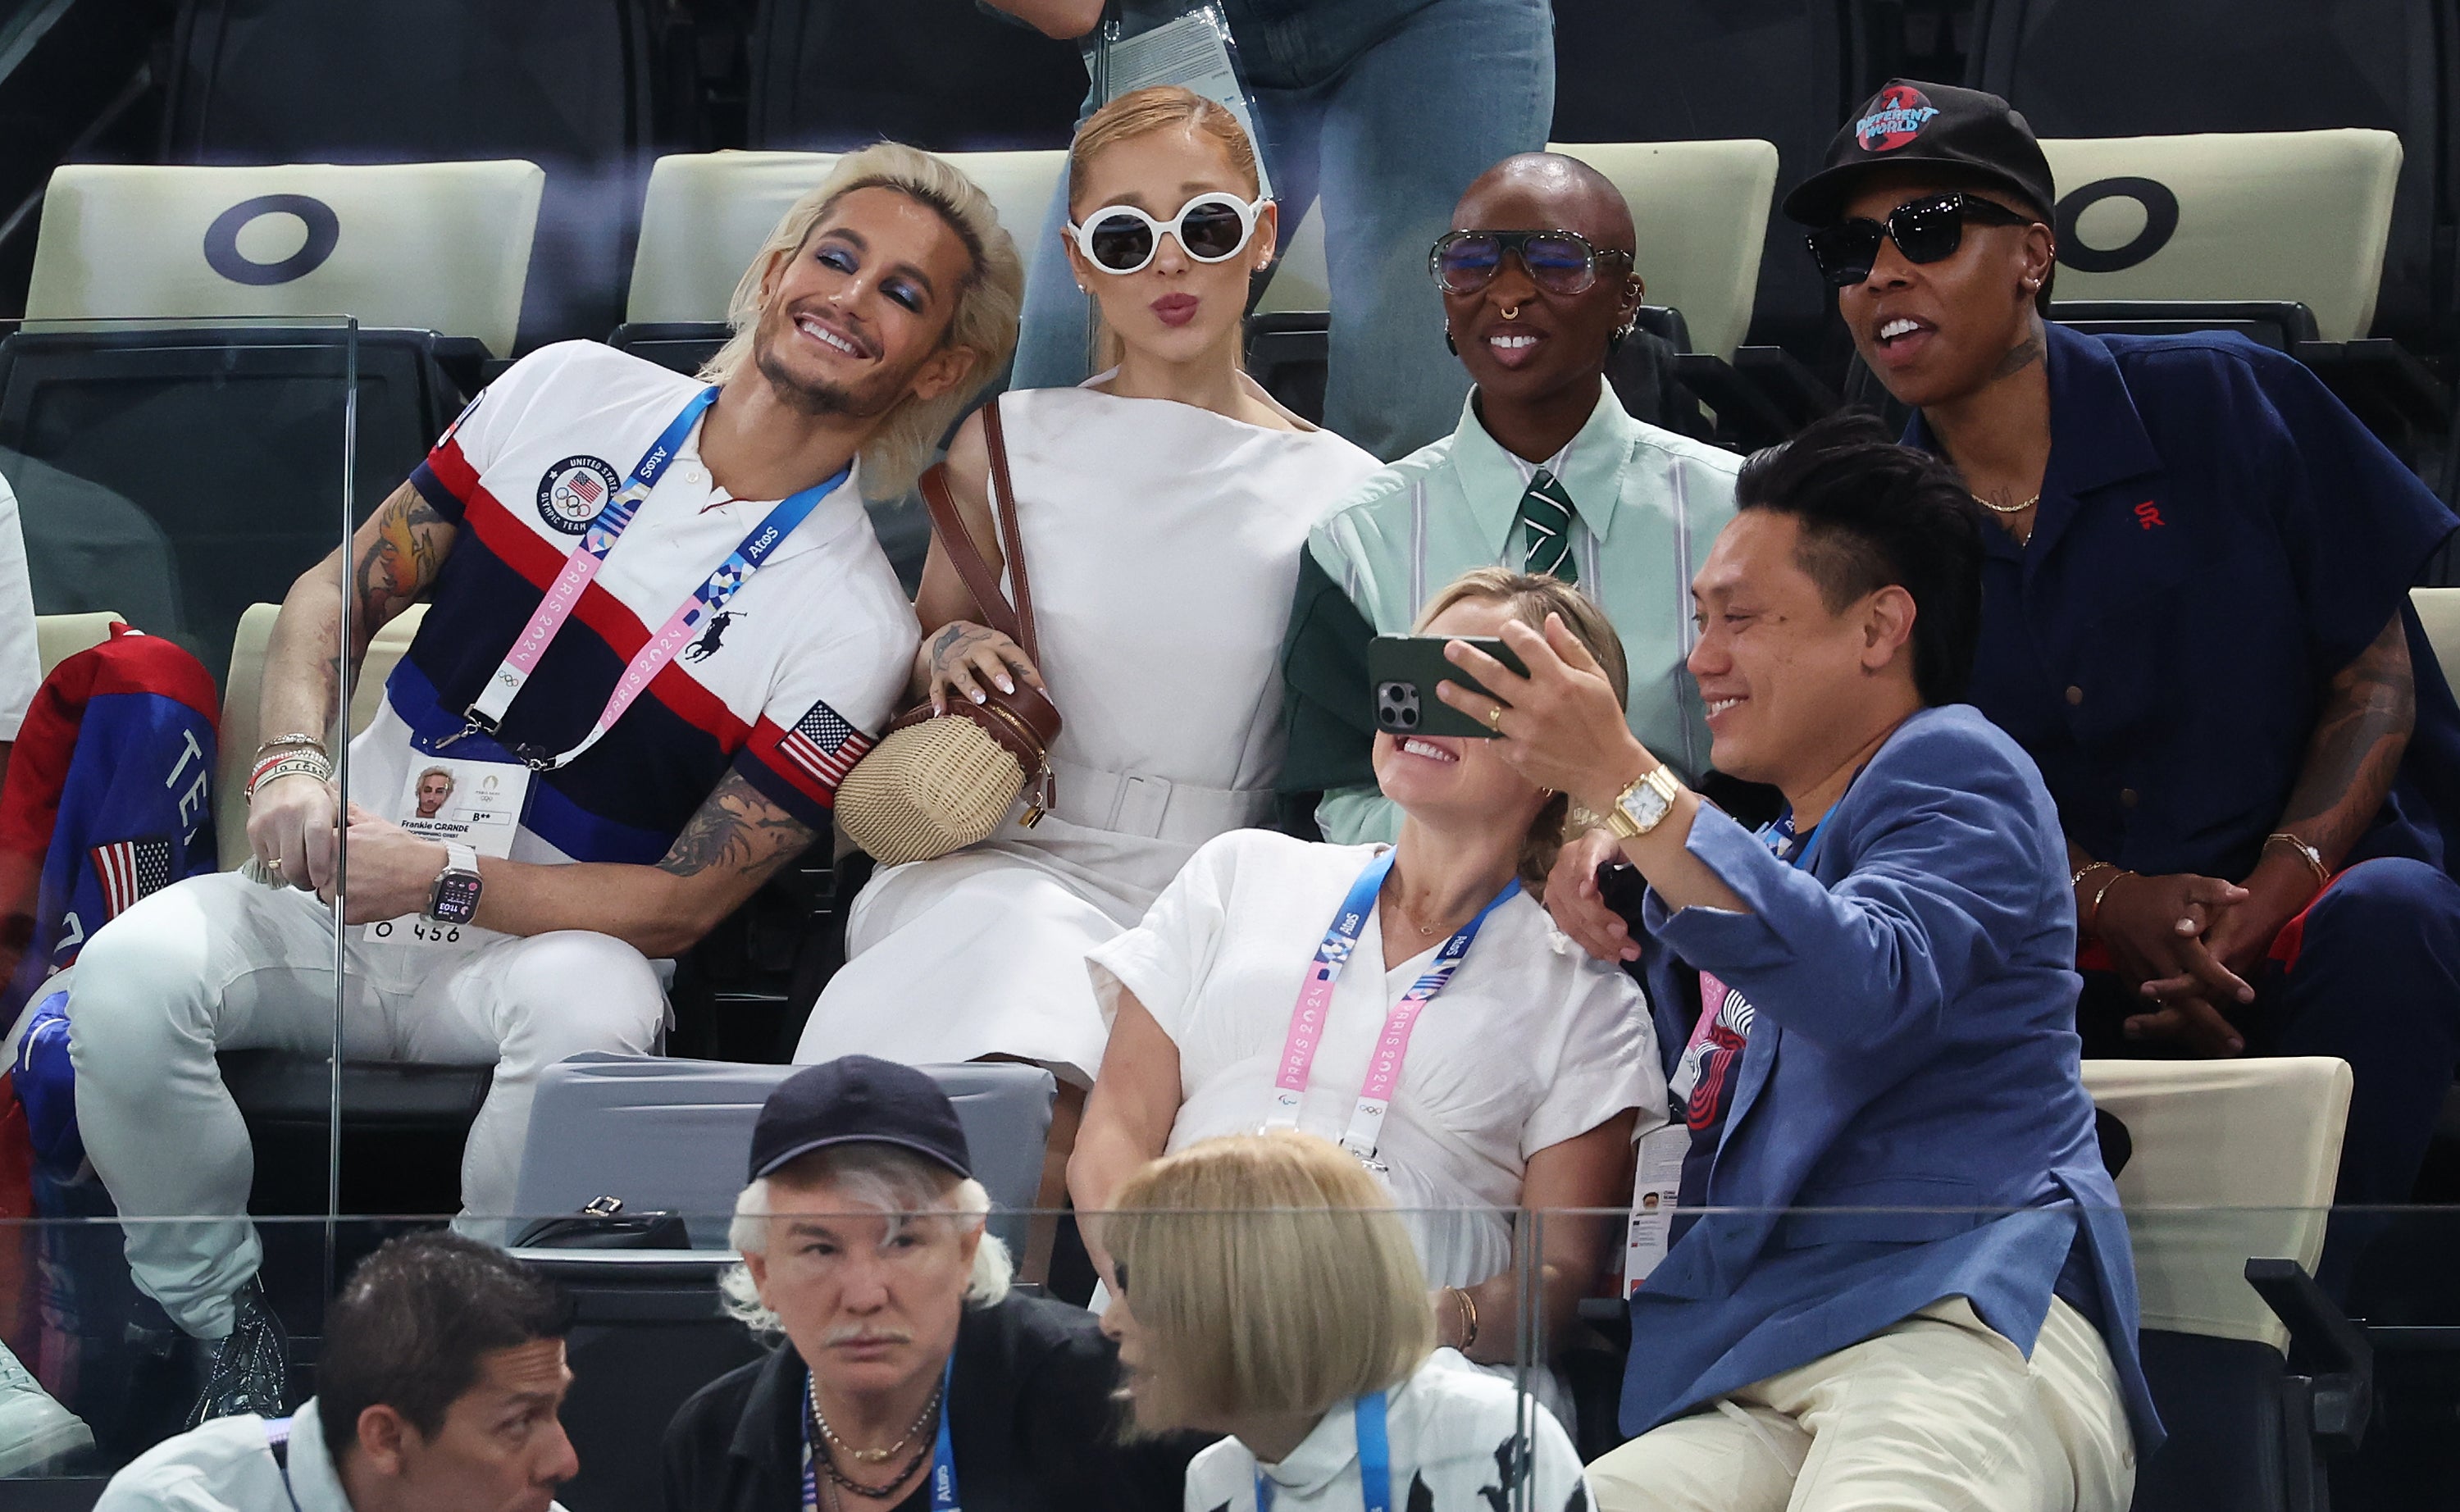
[816,1440,932,1501]
[809,1377,942,1465]
[1970,489,2040,515]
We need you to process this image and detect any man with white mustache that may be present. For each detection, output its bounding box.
[1280,153,1738,904]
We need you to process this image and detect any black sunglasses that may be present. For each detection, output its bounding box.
[1429,228,1633,297]
[1805,193,2034,288]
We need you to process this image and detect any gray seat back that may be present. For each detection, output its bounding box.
[515,1054,1056,1255]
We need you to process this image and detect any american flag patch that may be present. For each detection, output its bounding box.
[90,838,173,920]
[776,698,874,793]
[567,472,604,505]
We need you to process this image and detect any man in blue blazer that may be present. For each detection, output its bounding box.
[1437,412,2158,1510]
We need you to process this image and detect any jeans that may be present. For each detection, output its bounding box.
[1009,0,1555,461]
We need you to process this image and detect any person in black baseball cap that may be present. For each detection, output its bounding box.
[662,1057,1191,1512]
[1796,76,2460,1323]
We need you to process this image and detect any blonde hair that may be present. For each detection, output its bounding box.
[718,1144,1011,1340]
[1414,568,1631,894]
[700,142,1024,500]
[1065,85,1264,372]
[1107,1132,1432,1428]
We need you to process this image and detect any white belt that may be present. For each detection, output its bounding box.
[1046,758,1274,844]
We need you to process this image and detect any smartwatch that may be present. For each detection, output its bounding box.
[425,842,483,926]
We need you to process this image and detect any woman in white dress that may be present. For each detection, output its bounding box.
[795,89,1382,1208]
[1072,570,1667,1388]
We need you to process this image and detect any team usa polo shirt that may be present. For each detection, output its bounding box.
[352,340,918,865]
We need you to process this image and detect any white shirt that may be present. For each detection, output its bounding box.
[1087,830,1667,1288]
[1183,1350,1592,1512]
[92,1399,576,1512]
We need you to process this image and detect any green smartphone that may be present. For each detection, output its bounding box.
[1368,635,1527,740]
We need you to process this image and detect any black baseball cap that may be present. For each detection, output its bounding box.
[748,1056,973,1182]
[1784,80,2057,227]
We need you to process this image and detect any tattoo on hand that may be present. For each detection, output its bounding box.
[929,622,1004,672]
[658,771,817,880]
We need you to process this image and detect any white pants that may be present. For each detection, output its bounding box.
[65,871,665,1337]
[1587,1297,2135,1512]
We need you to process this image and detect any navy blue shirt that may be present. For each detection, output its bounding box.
[1909,323,2460,881]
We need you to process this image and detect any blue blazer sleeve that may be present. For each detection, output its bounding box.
[1639,713,2069,1054]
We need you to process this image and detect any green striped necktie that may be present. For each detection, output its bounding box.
[1518,467,1579,585]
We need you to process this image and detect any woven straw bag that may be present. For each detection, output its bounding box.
[836,398,1060,865]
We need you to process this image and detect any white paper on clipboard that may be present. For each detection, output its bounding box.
[1097,5,1275,200]
[1623,1120,1690,1293]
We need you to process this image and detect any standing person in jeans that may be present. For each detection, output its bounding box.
[64,143,1023,1425]
[990,0,1556,461]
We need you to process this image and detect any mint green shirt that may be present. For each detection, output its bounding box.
[1302,382,1740,845]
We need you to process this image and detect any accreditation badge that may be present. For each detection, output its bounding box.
[362,754,530,947]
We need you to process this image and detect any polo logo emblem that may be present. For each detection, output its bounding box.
[2134,500,2165,530]
[1856,85,1939,153]
[536,456,621,536]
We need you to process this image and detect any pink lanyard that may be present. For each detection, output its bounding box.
[1268,849,1519,1164]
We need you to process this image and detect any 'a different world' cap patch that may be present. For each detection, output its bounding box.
[1856,85,1941,153]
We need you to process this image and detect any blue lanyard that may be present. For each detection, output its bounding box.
[801,1356,959,1512]
[456,385,850,767]
[1765,808,1824,872]
[1255,1391,1389,1511]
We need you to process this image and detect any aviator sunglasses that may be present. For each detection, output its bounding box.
[1067,191,1269,276]
[1806,192,2034,288]
[1429,228,1633,297]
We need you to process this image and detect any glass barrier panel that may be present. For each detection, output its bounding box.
[5,1204,2460,1503]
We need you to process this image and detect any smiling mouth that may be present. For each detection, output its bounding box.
[1706,697,1744,717]
[1875,316,1929,350]
[1400,736,1458,763]
[795,312,869,359]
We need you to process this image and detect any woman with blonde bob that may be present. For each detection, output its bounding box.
[1074,571,1666,1415]
[1104,1131,1592,1510]
[799,87,1384,1223]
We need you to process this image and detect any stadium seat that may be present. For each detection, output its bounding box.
[2034,132,2400,346]
[2412,587,2460,677]
[511,1053,1057,1256]
[1966,0,2450,355]
[745,0,1083,153]
[617,147,1069,371]
[1550,0,1856,366]
[2082,1057,2365,1512]
[162,0,675,348]
[34,612,122,676]
[28,161,543,356]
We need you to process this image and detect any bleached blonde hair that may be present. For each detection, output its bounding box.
[718,1143,1012,1340]
[699,142,1024,500]
[1107,1131,1432,1428]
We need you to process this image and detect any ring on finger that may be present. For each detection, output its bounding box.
[1484,705,1503,731]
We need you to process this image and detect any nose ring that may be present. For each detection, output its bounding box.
[1500,304,1521,321]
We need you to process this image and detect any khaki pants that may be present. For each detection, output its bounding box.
[1588,1297,2134,1512]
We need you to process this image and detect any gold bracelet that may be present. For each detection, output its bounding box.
[2266,832,2330,889]
[2087,868,2134,932]
[255,732,329,756]
[2071,858,2115,890]
[1450,1286,1479,1352]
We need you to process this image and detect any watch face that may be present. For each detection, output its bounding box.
[1620,781,1671,829]
[430,871,482,925]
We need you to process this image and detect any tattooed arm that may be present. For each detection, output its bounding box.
[404,771,820,956]
[2181,608,2417,988]
[906,409,1044,711]
[248,479,461,892]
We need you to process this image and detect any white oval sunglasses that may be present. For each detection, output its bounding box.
[1065,191,1270,276]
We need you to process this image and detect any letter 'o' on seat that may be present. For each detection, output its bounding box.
[2039,130,2401,344]
[28,162,544,358]
[1255,139,1779,364]
[2082,1056,2354,1512]
[614,149,1066,374]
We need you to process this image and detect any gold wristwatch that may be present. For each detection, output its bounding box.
[1602,764,1683,839]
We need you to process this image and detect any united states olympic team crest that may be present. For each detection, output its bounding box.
[536,456,621,535]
